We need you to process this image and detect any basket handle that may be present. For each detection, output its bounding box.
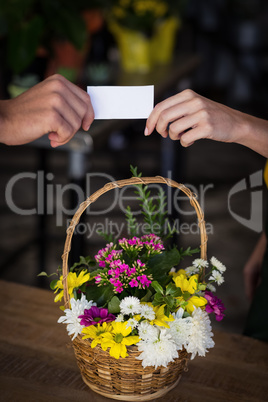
[62,176,208,307]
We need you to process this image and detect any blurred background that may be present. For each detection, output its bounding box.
[0,0,268,335]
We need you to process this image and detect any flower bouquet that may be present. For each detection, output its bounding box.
[107,0,187,71]
[48,168,226,401]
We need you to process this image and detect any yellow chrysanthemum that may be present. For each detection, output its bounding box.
[82,322,112,348]
[54,270,90,303]
[100,321,140,359]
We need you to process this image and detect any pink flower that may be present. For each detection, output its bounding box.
[127,267,136,275]
[119,264,129,273]
[136,259,145,268]
[137,275,152,288]
[95,275,102,284]
[204,291,225,321]
[129,279,139,287]
[99,261,106,268]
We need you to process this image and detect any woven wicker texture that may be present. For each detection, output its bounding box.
[61,176,208,401]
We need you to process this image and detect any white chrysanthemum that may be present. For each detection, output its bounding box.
[206,283,216,292]
[173,307,184,319]
[193,259,209,269]
[169,267,176,273]
[136,329,178,369]
[138,321,159,341]
[120,296,141,315]
[186,308,214,360]
[210,256,226,273]
[140,304,155,320]
[169,313,192,350]
[115,313,124,322]
[57,294,95,340]
[185,265,200,276]
[126,318,139,329]
[209,270,224,285]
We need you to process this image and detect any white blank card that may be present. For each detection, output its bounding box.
[87,86,154,119]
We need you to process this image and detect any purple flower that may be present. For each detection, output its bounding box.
[204,291,225,321]
[79,306,116,326]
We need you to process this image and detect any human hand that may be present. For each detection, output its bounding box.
[243,232,267,301]
[144,89,268,157]
[0,74,94,148]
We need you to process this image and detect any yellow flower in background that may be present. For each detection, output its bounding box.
[54,270,90,303]
[100,321,140,359]
[119,0,131,6]
[113,0,168,22]
[113,6,127,18]
[82,322,112,348]
[134,0,167,18]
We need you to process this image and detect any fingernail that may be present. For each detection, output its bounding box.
[144,127,149,136]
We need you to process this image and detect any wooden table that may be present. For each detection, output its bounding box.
[1,280,267,402]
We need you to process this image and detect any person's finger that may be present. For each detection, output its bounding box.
[145,89,196,136]
[179,126,207,147]
[81,94,94,131]
[45,100,82,145]
[155,99,202,138]
[54,75,95,130]
[45,75,94,126]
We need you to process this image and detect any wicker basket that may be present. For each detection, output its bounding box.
[61,176,208,401]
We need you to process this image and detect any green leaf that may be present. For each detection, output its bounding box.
[70,255,96,272]
[148,248,182,282]
[166,282,182,297]
[42,1,87,50]
[125,205,138,237]
[182,291,191,300]
[179,300,188,309]
[151,280,164,295]
[183,311,191,318]
[198,283,207,291]
[179,246,200,258]
[37,271,49,277]
[140,289,153,302]
[50,279,58,290]
[85,284,114,307]
[130,165,142,178]
[152,293,165,306]
[164,305,170,317]
[108,296,121,314]
[97,230,114,243]
[165,295,175,309]
[8,15,44,74]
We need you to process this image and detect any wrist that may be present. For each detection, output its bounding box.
[0,100,11,145]
[230,109,252,146]
[233,111,268,157]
